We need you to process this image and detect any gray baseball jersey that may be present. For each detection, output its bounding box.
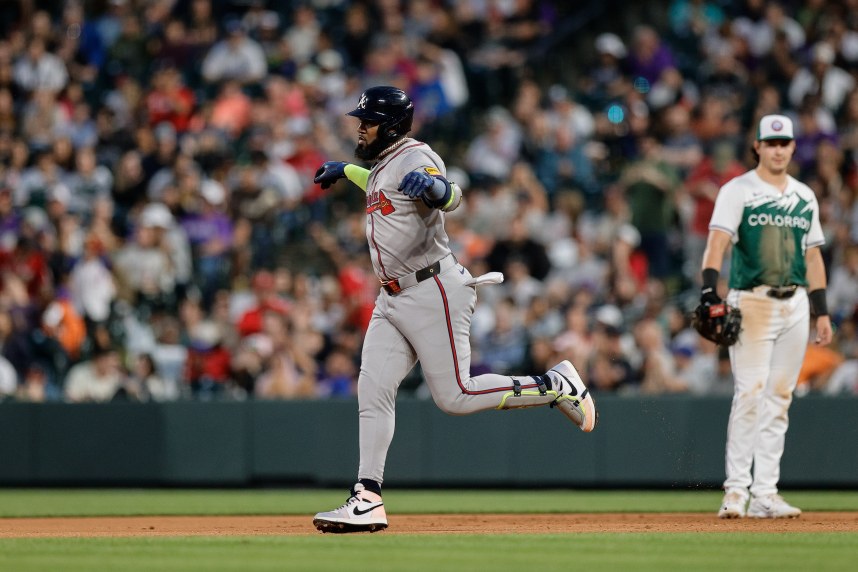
[364,138,452,281]
[356,139,561,485]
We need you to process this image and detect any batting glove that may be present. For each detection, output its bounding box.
[314,161,348,190]
[700,287,722,306]
[398,170,435,199]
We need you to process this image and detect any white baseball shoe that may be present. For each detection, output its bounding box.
[313,483,388,533]
[747,494,801,519]
[547,360,598,432]
[718,490,748,519]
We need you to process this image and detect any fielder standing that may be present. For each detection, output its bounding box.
[701,114,833,519]
[311,86,598,533]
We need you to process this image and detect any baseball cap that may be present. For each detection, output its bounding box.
[757,114,794,141]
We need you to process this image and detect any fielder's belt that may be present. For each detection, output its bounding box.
[745,284,800,300]
[382,254,456,295]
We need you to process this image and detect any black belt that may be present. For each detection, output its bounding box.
[767,286,798,299]
[382,260,442,295]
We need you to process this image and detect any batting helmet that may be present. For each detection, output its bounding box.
[347,86,414,143]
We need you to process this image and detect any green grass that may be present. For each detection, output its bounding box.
[1,490,857,571]
[0,534,855,572]
[1,488,858,517]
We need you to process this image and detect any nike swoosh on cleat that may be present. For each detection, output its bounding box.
[353,503,383,516]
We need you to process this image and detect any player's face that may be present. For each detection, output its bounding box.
[357,120,380,149]
[355,119,384,160]
[755,139,795,174]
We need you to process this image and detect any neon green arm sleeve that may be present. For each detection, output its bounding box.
[344,164,370,192]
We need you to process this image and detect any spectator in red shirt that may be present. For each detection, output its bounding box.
[183,320,232,398]
[236,270,290,338]
[145,66,195,133]
[682,140,744,283]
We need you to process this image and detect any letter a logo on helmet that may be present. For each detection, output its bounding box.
[358,94,368,109]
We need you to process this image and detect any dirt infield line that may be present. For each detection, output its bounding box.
[1,513,857,537]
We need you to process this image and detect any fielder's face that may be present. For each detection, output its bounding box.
[754,139,795,175]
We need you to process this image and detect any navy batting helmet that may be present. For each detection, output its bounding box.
[347,86,414,142]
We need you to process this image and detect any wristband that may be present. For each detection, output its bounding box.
[701,268,719,291]
[344,163,370,191]
[808,288,828,316]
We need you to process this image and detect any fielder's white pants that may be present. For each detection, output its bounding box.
[723,286,809,499]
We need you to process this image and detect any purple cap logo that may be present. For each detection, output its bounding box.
[771,120,783,131]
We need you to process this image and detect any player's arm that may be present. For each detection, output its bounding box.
[314,162,370,192]
[806,245,833,345]
[398,167,463,212]
[699,229,732,304]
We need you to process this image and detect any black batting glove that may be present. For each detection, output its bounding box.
[314,161,348,190]
[700,286,722,306]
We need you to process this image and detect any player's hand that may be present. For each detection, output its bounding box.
[814,314,833,346]
[700,286,721,306]
[314,161,348,190]
[398,170,434,199]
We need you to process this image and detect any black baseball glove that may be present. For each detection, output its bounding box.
[691,301,742,346]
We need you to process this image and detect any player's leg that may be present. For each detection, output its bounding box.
[314,299,415,533]
[747,291,808,517]
[392,265,595,430]
[723,290,778,503]
[356,301,417,485]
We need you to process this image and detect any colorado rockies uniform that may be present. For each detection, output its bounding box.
[709,169,824,506]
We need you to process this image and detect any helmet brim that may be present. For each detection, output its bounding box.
[346,108,387,123]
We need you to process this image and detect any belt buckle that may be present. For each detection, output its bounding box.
[383,279,402,294]
[767,286,796,299]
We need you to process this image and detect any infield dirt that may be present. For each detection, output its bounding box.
[2,513,857,537]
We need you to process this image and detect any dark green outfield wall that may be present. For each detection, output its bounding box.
[1,396,856,487]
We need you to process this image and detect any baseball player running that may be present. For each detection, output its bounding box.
[311,86,597,533]
[701,114,832,519]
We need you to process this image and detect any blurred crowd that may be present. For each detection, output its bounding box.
[1,0,858,404]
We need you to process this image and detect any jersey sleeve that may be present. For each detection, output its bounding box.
[396,146,446,183]
[708,180,744,239]
[806,195,825,248]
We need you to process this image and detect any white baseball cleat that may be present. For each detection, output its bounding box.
[718,490,748,519]
[547,360,598,432]
[313,483,388,533]
[747,494,801,519]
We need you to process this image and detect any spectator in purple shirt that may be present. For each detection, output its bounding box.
[180,179,233,306]
[627,26,676,88]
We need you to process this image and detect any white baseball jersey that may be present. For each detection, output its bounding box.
[364,138,451,282]
[710,168,822,500]
[709,170,825,289]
